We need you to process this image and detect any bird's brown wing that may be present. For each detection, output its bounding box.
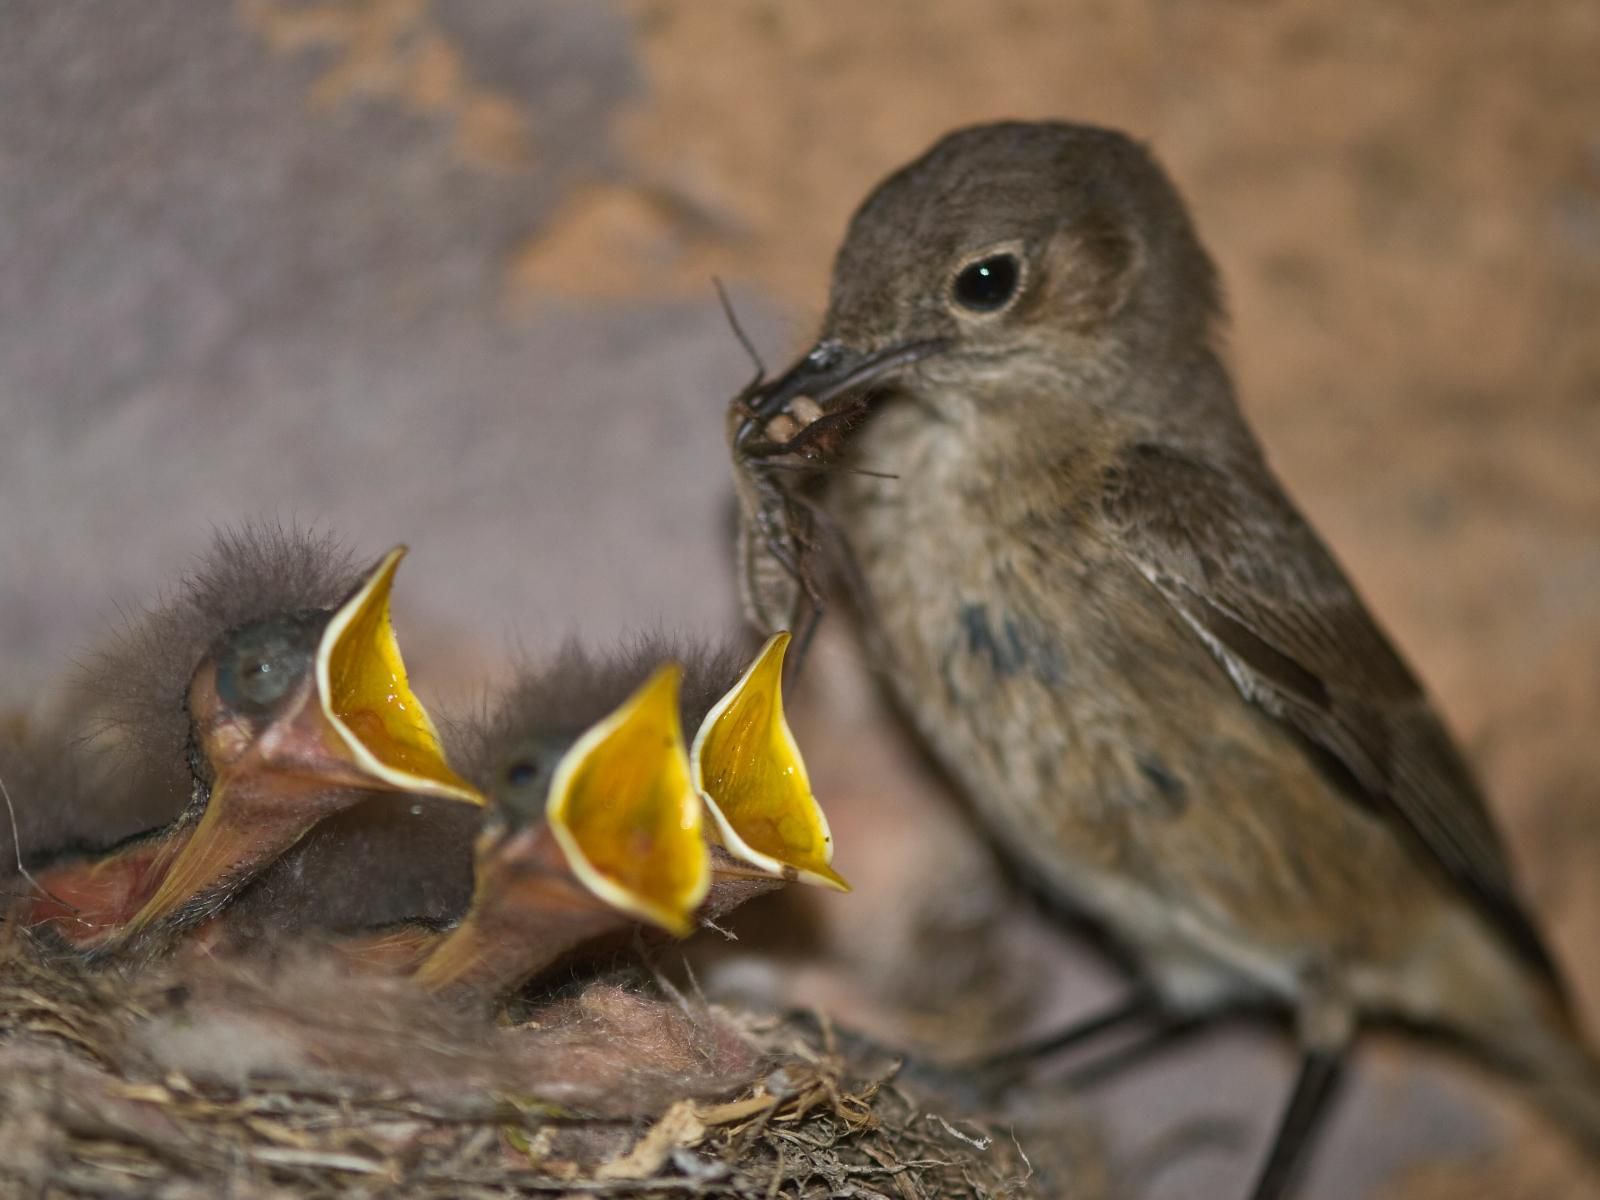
[1100,440,1561,988]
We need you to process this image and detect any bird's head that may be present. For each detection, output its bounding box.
[470,661,712,939]
[739,121,1222,441]
[417,635,848,993]
[119,547,482,940]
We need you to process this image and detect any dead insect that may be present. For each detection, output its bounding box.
[714,286,820,656]
[716,285,878,667]
[726,384,823,650]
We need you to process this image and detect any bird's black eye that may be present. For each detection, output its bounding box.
[213,616,318,718]
[504,757,540,789]
[951,254,1021,313]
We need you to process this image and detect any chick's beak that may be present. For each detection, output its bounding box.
[115,547,482,941]
[316,547,482,806]
[691,632,849,892]
[412,822,620,993]
[414,665,712,994]
[546,664,711,936]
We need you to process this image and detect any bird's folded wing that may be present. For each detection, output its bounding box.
[1099,439,1561,990]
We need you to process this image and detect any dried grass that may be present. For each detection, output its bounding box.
[0,929,1077,1199]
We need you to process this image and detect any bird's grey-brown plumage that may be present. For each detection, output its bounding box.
[737,120,1597,1193]
[1102,436,1559,985]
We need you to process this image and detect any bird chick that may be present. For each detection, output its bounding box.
[731,121,1598,1198]
[23,528,481,954]
[190,790,482,956]
[414,632,847,999]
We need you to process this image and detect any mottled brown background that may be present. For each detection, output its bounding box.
[3,2,1598,1197]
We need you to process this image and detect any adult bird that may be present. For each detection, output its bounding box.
[20,526,482,954]
[730,120,1597,1198]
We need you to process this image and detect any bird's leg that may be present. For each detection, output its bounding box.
[1057,1011,1211,1091]
[954,990,1208,1105]
[973,994,1260,1095]
[1247,988,1353,1200]
[978,987,1160,1073]
[1247,1048,1345,1200]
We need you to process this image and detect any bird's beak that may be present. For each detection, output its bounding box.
[545,663,711,936]
[410,823,637,994]
[734,337,947,448]
[314,547,482,806]
[690,632,849,892]
[114,548,482,942]
[413,665,713,994]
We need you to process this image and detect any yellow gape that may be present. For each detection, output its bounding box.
[691,632,849,892]
[546,664,711,936]
[319,547,482,805]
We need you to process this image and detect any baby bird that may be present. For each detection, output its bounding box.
[22,526,481,954]
[190,790,483,955]
[732,121,1599,1197]
[414,632,847,999]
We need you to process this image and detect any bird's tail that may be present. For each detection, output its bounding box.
[1499,1024,1600,1160]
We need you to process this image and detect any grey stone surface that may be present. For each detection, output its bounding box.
[0,0,757,707]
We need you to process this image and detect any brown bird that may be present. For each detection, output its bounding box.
[414,631,847,998]
[731,120,1597,1198]
[21,526,482,954]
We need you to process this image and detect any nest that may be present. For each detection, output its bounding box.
[0,929,1083,1198]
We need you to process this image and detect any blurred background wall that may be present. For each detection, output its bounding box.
[3,2,1599,1197]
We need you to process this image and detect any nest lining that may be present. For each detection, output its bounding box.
[0,931,1059,1199]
